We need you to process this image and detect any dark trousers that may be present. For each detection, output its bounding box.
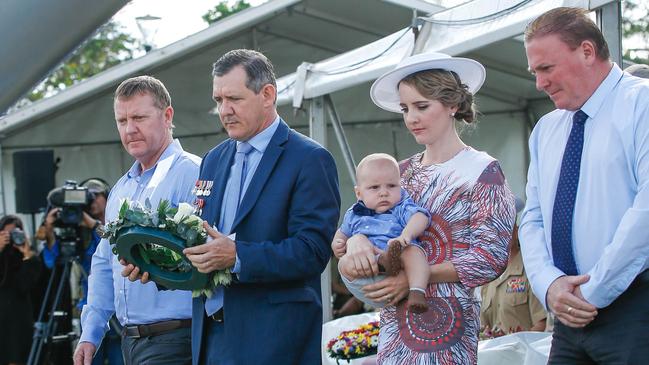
[200,316,235,365]
[121,326,191,365]
[548,271,649,364]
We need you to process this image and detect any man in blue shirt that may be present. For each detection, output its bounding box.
[73,76,200,365]
[520,7,649,363]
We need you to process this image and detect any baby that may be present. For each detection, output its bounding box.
[333,153,430,313]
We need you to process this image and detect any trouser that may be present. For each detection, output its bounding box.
[548,270,649,365]
[121,326,191,365]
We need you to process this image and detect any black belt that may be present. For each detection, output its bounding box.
[208,309,224,323]
[629,269,649,290]
[122,319,191,338]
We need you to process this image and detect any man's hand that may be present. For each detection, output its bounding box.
[339,234,379,279]
[361,270,409,306]
[73,342,96,365]
[41,208,60,247]
[331,237,347,259]
[183,222,236,273]
[120,259,150,284]
[547,275,598,328]
[79,212,98,230]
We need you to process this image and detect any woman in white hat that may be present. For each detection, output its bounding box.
[344,52,516,364]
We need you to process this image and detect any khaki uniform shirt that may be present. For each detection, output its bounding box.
[480,251,546,334]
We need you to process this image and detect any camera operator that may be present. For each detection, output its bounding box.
[41,179,108,309]
[0,215,41,365]
[37,179,118,365]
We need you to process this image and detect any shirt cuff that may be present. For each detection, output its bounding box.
[534,266,565,311]
[78,322,106,348]
[232,253,241,274]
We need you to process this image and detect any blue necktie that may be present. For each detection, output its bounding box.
[551,110,588,276]
[221,141,253,235]
[205,141,253,316]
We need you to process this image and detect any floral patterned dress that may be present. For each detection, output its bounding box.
[377,148,515,365]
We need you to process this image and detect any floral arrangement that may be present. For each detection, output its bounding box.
[326,321,379,364]
[100,198,231,297]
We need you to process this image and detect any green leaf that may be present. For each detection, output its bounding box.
[118,200,129,219]
[138,244,151,264]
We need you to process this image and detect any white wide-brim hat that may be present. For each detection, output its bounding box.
[370,52,486,113]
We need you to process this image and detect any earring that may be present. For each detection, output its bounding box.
[450,112,455,117]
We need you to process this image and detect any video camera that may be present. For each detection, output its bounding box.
[46,180,94,227]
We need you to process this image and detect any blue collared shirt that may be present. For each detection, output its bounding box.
[339,189,429,250]
[42,231,100,310]
[80,139,200,346]
[520,64,649,309]
[205,116,280,314]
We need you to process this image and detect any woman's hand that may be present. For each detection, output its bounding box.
[362,271,409,306]
[0,230,9,252]
[340,234,379,279]
[15,237,34,260]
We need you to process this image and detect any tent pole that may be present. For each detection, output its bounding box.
[0,143,5,216]
[596,1,622,66]
[309,97,333,324]
[324,95,356,185]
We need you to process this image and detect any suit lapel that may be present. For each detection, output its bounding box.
[207,142,236,226]
[231,121,289,230]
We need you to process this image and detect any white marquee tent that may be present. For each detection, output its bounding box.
[0,0,622,320]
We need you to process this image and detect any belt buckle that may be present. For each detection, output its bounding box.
[123,325,141,338]
[210,310,224,323]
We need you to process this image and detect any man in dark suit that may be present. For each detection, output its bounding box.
[184,49,341,365]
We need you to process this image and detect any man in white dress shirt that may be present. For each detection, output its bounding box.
[520,7,649,363]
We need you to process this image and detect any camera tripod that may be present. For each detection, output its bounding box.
[28,252,80,365]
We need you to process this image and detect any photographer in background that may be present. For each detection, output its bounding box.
[0,215,41,365]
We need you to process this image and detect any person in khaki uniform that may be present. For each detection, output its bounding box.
[481,200,547,337]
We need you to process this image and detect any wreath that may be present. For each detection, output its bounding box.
[100,199,231,297]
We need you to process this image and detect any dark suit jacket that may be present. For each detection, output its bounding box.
[191,120,340,365]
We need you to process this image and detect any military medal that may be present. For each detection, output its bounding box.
[204,181,213,196]
[197,198,205,216]
[197,180,205,196]
[192,180,200,195]
[506,277,527,293]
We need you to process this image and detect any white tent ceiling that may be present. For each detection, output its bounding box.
[0,0,619,220]
[0,0,623,324]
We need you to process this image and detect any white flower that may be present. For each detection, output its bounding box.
[186,215,202,225]
[332,340,345,352]
[370,336,378,346]
[173,202,195,223]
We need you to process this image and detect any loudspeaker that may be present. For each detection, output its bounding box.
[13,150,55,214]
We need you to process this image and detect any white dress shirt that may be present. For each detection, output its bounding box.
[520,64,649,309]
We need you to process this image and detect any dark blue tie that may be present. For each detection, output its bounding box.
[551,110,588,276]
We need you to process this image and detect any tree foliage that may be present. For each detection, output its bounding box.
[28,21,138,101]
[202,0,251,25]
[622,0,649,64]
